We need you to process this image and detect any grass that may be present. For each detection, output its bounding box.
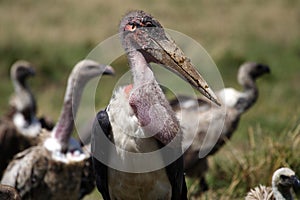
[198,122,300,199]
[0,0,300,199]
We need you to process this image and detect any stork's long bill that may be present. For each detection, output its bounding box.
[148,33,220,106]
[121,11,220,105]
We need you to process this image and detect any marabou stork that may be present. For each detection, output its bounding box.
[92,10,220,200]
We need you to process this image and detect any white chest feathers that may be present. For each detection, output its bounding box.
[13,112,41,137]
[106,87,172,199]
[107,87,162,154]
[43,136,88,163]
[217,88,246,108]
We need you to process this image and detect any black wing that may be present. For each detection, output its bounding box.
[158,142,188,200]
[91,110,111,200]
[166,154,188,200]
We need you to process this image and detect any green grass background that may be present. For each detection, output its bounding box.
[0,0,300,199]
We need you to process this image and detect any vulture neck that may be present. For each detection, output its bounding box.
[273,184,293,200]
[52,73,83,152]
[13,76,28,92]
[127,50,180,145]
[12,76,36,121]
[236,74,258,113]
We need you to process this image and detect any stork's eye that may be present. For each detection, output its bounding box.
[124,23,137,32]
[144,21,154,27]
[142,16,157,27]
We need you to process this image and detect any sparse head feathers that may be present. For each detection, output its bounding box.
[71,59,114,81]
[238,62,270,84]
[66,60,114,99]
[119,10,164,54]
[11,60,35,85]
[119,10,162,33]
[272,167,296,184]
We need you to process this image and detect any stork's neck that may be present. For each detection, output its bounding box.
[128,50,155,85]
[127,50,181,145]
[52,74,83,152]
[273,184,293,200]
[235,75,258,113]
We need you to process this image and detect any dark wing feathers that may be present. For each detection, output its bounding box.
[156,141,187,200]
[165,155,187,200]
[91,109,111,200]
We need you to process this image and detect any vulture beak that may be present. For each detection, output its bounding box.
[23,65,36,76]
[292,175,300,188]
[103,65,115,75]
[141,28,220,106]
[28,67,36,76]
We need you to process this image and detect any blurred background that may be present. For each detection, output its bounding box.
[0,0,299,199]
